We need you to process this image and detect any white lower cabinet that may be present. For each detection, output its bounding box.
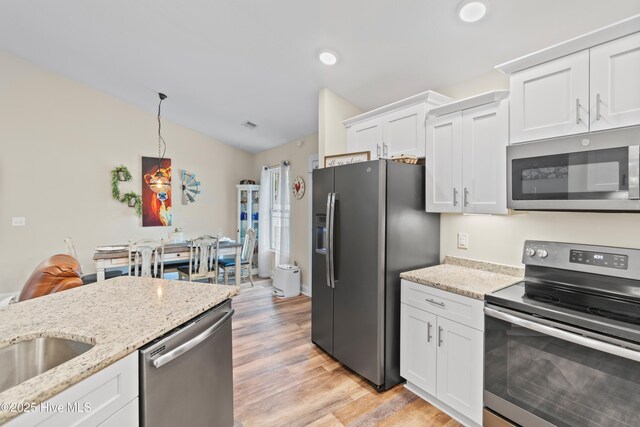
[100,398,138,427]
[400,280,483,427]
[400,304,437,396]
[6,352,139,427]
[435,316,483,421]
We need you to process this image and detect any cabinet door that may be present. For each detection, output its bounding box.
[400,304,437,396]
[347,118,382,159]
[462,100,508,214]
[436,317,483,425]
[510,50,590,143]
[590,32,640,131]
[383,103,427,158]
[100,398,138,427]
[425,111,463,213]
[5,353,138,427]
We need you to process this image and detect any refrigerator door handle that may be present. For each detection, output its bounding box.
[325,193,333,288]
[329,193,338,288]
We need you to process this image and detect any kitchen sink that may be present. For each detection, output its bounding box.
[0,337,94,394]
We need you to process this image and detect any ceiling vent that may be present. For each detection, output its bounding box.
[241,121,258,129]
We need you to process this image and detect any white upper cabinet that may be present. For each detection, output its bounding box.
[497,16,640,143]
[426,91,509,215]
[347,117,383,159]
[425,111,463,213]
[590,32,640,131]
[344,90,451,160]
[382,103,427,158]
[509,50,590,143]
[462,101,509,214]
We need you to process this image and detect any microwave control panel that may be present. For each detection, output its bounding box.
[570,250,628,270]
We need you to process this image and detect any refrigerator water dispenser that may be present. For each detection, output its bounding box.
[315,214,327,254]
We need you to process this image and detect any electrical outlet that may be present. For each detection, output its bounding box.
[457,232,469,249]
[12,217,26,227]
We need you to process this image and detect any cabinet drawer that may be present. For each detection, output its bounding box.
[401,279,484,330]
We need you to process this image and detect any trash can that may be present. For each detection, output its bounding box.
[273,264,301,298]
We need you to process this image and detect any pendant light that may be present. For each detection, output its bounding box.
[147,93,171,196]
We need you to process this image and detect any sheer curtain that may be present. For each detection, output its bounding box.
[258,166,271,278]
[276,161,291,267]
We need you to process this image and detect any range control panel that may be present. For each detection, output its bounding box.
[569,250,628,270]
[523,240,640,280]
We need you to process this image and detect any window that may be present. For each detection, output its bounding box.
[269,166,289,251]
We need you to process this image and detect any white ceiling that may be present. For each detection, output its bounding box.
[0,1,639,153]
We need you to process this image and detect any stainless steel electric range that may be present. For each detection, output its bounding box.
[483,241,640,427]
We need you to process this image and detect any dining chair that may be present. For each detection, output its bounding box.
[218,228,257,286]
[64,237,123,284]
[177,235,219,283]
[129,239,165,278]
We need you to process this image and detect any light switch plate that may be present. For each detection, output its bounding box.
[457,232,469,249]
[12,217,26,227]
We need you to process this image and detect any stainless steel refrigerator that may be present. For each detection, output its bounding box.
[312,159,440,390]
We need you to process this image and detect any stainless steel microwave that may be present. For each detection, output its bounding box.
[507,127,640,211]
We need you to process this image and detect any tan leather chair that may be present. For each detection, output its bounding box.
[18,254,83,302]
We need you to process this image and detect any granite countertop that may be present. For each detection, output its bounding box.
[0,277,239,424]
[400,256,524,300]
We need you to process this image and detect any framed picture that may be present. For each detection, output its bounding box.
[142,156,172,227]
[324,151,371,168]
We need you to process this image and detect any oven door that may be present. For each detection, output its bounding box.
[484,306,640,427]
[507,127,640,211]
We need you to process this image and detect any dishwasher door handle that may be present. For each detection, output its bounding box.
[153,309,234,368]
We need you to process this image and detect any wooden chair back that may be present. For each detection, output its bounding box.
[186,235,219,282]
[241,228,257,268]
[129,239,165,278]
[63,237,84,275]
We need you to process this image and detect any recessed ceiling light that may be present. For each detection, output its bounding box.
[319,49,338,66]
[458,0,488,23]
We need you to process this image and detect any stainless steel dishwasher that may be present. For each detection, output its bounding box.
[139,299,234,427]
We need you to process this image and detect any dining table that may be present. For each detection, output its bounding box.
[92,240,244,286]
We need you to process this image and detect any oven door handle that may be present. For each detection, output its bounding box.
[485,307,640,363]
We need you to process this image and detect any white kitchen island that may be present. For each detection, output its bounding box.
[0,277,238,426]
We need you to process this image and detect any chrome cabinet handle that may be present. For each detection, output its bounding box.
[463,187,469,207]
[377,144,381,158]
[438,326,443,347]
[453,188,458,206]
[153,309,234,368]
[576,98,581,124]
[427,322,432,342]
[383,143,389,158]
[596,93,601,121]
[425,298,445,307]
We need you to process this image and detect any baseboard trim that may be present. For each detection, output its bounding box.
[404,382,480,427]
[301,283,310,296]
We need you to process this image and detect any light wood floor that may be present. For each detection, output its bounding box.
[231,284,463,427]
